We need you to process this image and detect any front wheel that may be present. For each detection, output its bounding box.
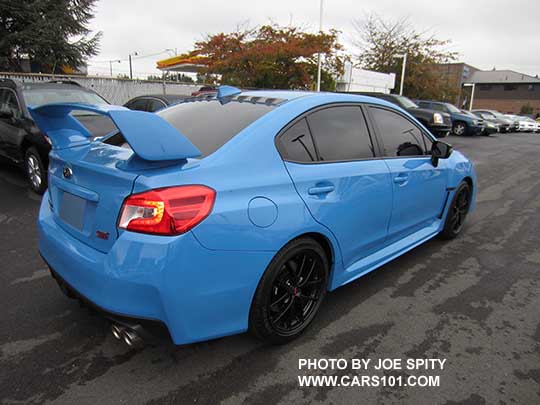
[439,182,471,239]
[452,122,467,136]
[249,238,329,344]
[25,147,47,194]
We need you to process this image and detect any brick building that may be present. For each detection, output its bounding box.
[465,70,540,115]
[431,63,540,115]
[429,63,480,106]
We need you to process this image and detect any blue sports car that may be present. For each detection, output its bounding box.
[31,86,476,346]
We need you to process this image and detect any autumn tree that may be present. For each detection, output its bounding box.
[0,0,102,72]
[352,15,458,101]
[188,24,344,91]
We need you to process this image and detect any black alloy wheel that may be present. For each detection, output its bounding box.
[440,181,471,239]
[249,238,328,344]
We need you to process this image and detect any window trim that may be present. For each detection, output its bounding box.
[366,104,435,160]
[275,102,383,165]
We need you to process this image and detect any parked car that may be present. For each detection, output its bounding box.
[354,93,452,137]
[191,85,217,96]
[32,87,476,346]
[416,100,484,136]
[0,78,115,193]
[504,114,535,132]
[471,109,513,133]
[522,116,540,133]
[124,94,188,112]
[460,110,498,135]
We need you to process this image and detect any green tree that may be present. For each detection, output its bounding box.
[188,24,344,91]
[520,103,533,115]
[0,0,102,72]
[352,14,458,100]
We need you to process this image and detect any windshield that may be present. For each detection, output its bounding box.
[396,96,418,109]
[445,103,461,113]
[23,87,108,116]
[461,110,479,119]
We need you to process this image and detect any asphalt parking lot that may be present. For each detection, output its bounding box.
[1,132,539,404]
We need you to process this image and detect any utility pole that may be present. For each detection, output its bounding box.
[108,59,121,77]
[128,52,138,79]
[316,0,324,92]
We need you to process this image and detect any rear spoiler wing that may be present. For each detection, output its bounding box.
[28,103,201,162]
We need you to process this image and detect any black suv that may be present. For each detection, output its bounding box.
[353,93,452,138]
[0,79,115,193]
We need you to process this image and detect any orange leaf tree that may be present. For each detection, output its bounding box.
[190,24,344,91]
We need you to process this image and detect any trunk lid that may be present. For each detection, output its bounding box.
[47,143,139,252]
[29,102,203,252]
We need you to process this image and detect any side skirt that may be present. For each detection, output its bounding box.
[329,220,442,290]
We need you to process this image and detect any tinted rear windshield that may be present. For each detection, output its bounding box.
[23,87,108,116]
[158,99,276,157]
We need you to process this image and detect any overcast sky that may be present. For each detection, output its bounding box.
[86,0,540,79]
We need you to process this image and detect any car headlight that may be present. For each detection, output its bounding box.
[433,113,444,124]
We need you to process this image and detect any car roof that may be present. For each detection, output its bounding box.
[239,90,400,108]
[130,94,188,102]
[19,82,92,91]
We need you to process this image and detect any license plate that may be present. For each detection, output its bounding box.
[59,192,87,231]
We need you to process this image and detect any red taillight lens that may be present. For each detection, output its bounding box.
[118,185,215,235]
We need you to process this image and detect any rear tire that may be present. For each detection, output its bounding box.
[25,147,47,194]
[249,237,329,344]
[440,181,471,240]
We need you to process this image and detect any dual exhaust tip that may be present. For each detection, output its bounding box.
[111,323,143,348]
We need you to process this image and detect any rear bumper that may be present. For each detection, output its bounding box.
[38,192,274,345]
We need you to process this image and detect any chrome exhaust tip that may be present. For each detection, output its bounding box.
[111,324,124,340]
[122,329,143,348]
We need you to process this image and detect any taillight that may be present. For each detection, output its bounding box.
[118,185,215,235]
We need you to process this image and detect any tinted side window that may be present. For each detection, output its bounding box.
[126,98,148,111]
[307,106,374,161]
[277,118,317,162]
[370,107,428,157]
[417,101,431,109]
[147,99,166,112]
[430,103,446,112]
[0,88,21,118]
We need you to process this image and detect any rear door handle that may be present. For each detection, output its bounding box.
[308,185,335,195]
[393,173,410,185]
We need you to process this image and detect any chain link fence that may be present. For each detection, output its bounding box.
[0,72,201,104]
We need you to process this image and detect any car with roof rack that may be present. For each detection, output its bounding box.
[33,86,476,346]
[0,78,115,193]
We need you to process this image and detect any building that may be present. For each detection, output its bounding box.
[464,70,540,115]
[336,62,396,93]
[428,63,480,106]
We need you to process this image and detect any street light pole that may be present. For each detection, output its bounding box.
[108,59,120,77]
[399,53,407,95]
[316,0,324,92]
[463,83,476,110]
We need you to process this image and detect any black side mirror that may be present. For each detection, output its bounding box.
[431,140,452,166]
